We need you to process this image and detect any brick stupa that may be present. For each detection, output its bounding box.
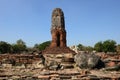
[43,8,75,54]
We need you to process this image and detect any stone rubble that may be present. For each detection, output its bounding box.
[74,52,101,69]
[0,53,120,80]
[0,67,120,80]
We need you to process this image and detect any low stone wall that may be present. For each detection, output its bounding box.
[43,53,75,70]
[96,53,120,69]
[0,54,41,68]
[0,53,120,80]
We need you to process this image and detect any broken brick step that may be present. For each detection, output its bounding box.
[50,74,59,77]
[0,77,9,80]
[62,58,75,62]
[0,74,12,77]
[99,77,120,80]
[59,73,80,76]
[37,75,50,79]
[62,65,74,69]
[59,76,72,79]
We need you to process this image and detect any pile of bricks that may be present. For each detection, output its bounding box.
[0,54,41,65]
[0,53,120,80]
[0,68,120,80]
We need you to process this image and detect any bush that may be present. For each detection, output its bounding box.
[0,41,12,54]
[77,44,93,52]
[34,41,51,51]
[94,41,103,52]
[94,40,116,53]
[11,39,26,53]
[102,40,116,53]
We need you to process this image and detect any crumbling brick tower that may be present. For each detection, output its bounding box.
[43,8,75,54]
[50,8,67,48]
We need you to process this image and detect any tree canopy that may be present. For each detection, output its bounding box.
[0,39,118,54]
[12,39,27,53]
[34,41,51,51]
[94,41,103,52]
[94,40,116,53]
[77,44,94,52]
[0,41,12,54]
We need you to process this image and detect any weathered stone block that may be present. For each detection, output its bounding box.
[74,53,101,69]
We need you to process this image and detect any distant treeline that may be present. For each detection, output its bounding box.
[0,39,51,54]
[0,39,120,54]
[77,40,120,53]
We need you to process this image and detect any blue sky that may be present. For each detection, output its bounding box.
[0,0,120,47]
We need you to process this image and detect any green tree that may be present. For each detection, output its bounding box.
[34,41,51,51]
[77,44,93,52]
[34,44,39,49]
[12,39,26,53]
[102,40,116,53]
[94,41,103,52]
[16,39,25,45]
[77,44,85,51]
[0,41,12,54]
[94,40,117,53]
[85,46,94,52]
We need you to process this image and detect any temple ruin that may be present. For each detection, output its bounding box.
[0,8,120,80]
[43,8,75,54]
[50,8,67,48]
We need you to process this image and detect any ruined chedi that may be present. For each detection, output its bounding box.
[43,8,75,54]
[50,8,67,48]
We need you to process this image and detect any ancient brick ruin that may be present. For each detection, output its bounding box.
[50,8,67,48]
[0,8,120,80]
[43,8,75,54]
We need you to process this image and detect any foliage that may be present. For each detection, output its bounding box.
[11,39,26,53]
[34,41,51,51]
[0,41,12,54]
[102,40,116,53]
[0,39,118,54]
[94,40,116,53]
[16,39,26,45]
[85,46,94,52]
[94,41,103,52]
[77,44,94,52]
[77,44,84,51]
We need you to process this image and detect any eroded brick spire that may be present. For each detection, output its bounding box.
[50,8,67,47]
